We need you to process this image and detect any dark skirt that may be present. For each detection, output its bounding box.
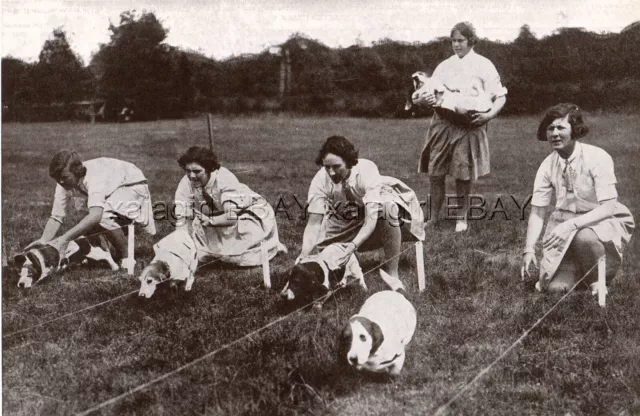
[418,112,490,181]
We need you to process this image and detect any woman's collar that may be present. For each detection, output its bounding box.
[342,164,359,186]
[457,48,476,60]
[557,142,581,163]
[204,169,219,189]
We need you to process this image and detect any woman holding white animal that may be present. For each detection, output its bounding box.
[169,146,285,268]
[417,21,507,232]
[298,136,425,281]
[521,103,634,293]
[27,149,156,267]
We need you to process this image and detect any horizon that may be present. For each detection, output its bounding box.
[2,0,640,65]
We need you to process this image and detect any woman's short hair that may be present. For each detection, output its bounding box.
[536,103,589,141]
[177,146,221,172]
[315,136,359,168]
[451,22,478,47]
[49,149,86,180]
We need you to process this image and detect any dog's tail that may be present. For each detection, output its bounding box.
[379,269,406,292]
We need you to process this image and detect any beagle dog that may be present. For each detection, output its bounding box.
[404,71,431,112]
[338,289,417,376]
[15,234,119,288]
[280,243,366,307]
[406,71,492,117]
[138,228,198,298]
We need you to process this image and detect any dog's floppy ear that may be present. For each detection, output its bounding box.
[369,321,384,355]
[359,318,384,355]
[138,259,148,270]
[14,253,27,267]
[24,251,43,277]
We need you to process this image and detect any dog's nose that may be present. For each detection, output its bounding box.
[17,282,25,289]
[348,356,357,366]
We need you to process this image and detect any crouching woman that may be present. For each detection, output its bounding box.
[521,103,634,293]
[298,136,425,281]
[169,146,286,268]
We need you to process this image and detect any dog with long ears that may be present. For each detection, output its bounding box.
[137,228,198,298]
[405,71,492,117]
[15,234,119,288]
[338,287,417,376]
[280,243,367,308]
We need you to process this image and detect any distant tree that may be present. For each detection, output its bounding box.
[91,11,178,119]
[514,24,537,46]
[2,57,35,121]
[32,28,88,106]
[618,22,640,78]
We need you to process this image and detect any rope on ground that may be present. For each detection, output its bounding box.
[432,255,604,416]
[3,255,224,339]
[74,243,418,416]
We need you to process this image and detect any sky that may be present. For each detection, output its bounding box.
[2,0,639,65]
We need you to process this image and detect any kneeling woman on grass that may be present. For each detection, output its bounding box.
[521,103,634,293]
[164,146,285,270]
[298,136,425,281]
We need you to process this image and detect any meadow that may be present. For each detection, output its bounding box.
[2,113,639,415]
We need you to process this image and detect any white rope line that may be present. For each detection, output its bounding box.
[3,290,138,339]
[3,255,224,339]
[432,255,604,416]
[74,243,419,416]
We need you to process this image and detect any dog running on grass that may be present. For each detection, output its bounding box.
[338,288,417,376]
[137,228,198,298]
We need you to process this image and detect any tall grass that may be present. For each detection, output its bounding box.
[2,114,639,415]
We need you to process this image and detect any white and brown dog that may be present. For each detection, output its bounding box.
[405,71,492,116]
[280,244,366,307]
[338,288,417,376]
[138,228,198,298]
[15,234,119,288]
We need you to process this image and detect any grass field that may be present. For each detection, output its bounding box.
[2,114,639,416]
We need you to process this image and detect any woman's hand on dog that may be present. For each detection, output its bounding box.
[413,90,436,107]
[48,237,70,254]
[469,111,491,126]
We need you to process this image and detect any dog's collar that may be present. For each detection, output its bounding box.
[318,261,330,289]
[29,247,58,280]
[379,353,402,366]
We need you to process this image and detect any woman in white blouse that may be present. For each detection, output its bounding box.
[171,146,285,267]
[298,136,425,279]
[418,22,507,232]
[521,103,634,293]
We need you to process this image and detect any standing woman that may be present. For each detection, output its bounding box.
[418,21,507,232]
[172,146,286,266]
[521,103,634,293]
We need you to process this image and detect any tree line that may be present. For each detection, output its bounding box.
[2,11,639,122]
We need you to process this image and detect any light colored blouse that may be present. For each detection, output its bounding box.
[307,159,384,215]
[531,142,618,213]
[174,167,262,225]
[51,158,147,222]
[431,49,508,102]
